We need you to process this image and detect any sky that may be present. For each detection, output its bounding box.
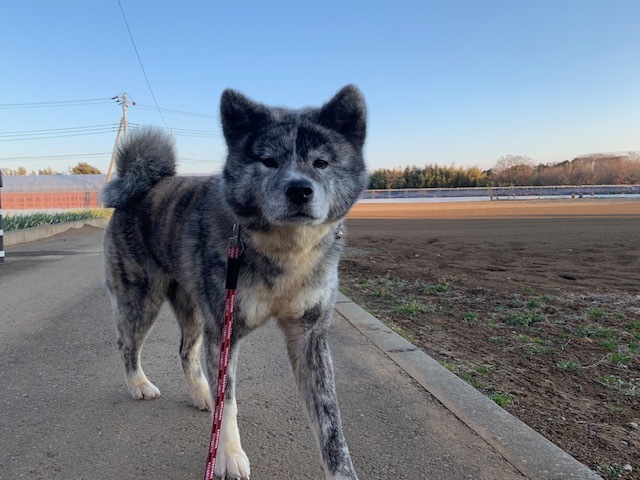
[1,0,639,175]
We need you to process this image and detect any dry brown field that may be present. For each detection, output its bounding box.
[340,198,640,478]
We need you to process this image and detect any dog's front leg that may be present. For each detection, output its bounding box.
[279,312,358,480]
[204,331,251,480]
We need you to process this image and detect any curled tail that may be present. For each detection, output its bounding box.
[102,128,176,208]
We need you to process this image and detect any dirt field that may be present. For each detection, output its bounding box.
[340,198,640,479]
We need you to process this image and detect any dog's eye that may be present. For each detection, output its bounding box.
[313,159,329,169]
[261,158,278,168]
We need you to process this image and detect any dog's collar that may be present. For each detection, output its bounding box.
[335,223,344,240]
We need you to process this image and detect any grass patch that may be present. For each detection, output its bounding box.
[3,209,112,231]
[525,344,554,356]
[462,311,478,325]
[421,282,451,294]
[440,361,456,372]
[586,307,606,319]
[579,325,616,339]
[486,319,498,329]
[608,353,632,366]
[459,373,486,390]
[526,299,541,309]
[628,322,640,341]
[596,463,624,479]
[506,310,546,327]
[598,339,618,352]
[490,392,513,408]
[391,298,435,317]
[556,360,581,372]
[598,375,638,397]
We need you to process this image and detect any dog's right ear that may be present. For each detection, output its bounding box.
[220,89,269,143]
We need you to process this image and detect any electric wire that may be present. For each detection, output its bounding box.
[128,123,219,138]
[0,152,110,161]
[117,0,168,128]
[0,98,112,109]
[0,127,119,142]
[134,104,217,119]
[0,124,119,137]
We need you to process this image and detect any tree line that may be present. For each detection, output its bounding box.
[3,155,640,188]
[368,154,640,189]
[1,162,102,176]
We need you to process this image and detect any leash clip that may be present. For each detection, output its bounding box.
[228,223,244,253]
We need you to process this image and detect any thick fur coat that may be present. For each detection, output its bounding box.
[103,85,367,479]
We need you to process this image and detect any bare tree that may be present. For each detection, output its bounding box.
[491,155,537,186]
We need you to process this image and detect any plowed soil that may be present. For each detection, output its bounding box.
[340,198,640,478]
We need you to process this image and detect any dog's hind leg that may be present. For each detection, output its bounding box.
[279,312,358,480]
[106,262,167,401]
[204,331,251,480]
[167,282,212,411]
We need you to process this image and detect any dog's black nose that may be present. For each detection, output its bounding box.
[286,180,314,205]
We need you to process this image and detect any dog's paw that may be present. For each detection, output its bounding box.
[126,377,161,400]
[189,377,213,411]
[214,446,250,479]
[193,393,213,411]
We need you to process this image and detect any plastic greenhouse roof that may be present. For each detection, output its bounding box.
[0,174,108,193]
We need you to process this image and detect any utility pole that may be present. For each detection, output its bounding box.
[106,93,135,183]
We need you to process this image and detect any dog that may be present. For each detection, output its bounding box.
[102,85,367,479]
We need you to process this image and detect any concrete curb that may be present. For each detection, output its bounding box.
[3,218,109,247]
[335,293,602,480]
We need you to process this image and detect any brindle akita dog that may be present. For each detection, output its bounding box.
[102,85,367,479]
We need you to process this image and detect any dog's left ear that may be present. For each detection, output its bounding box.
[220,89,270,143]
[318,85,367,150]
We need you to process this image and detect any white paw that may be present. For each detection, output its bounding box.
[214,446,250,479]
[127,376,161,400]
[193,393,213,411]
[189,377,213,411]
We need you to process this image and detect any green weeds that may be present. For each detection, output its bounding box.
[556,360,581,372]
[4,209,112,231]
[462,311,478,325]
[579,325,615,339]
[490,392,513,408]
[391,298,435,317]
[598,375,638,397]
[596,462,624,479]
[421,282,451,294]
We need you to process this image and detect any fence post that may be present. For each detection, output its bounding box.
[0,171,4,262]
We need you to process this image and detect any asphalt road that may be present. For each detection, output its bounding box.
[0,226,524,479]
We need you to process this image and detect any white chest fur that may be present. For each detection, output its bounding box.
[237,223,337,329]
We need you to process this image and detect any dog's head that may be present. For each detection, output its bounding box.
[220,85,368,230]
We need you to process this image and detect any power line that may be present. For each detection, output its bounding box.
[134,104,218,119]
[0,124,118,137]
[0,127,119,142]
[0,98,112,109]
[117,0,168,128]
[128,123,219,138]
[0,152,110,161]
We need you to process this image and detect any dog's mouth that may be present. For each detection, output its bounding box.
[270,211,322,225]
[287,212,319,222]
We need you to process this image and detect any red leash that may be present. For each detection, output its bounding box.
[203,225,243,480]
